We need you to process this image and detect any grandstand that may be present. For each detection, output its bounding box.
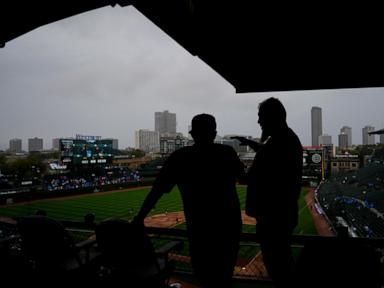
[0,165,146,205]
[316,154,384,238]
[0,219,17,240]
[137,157,167,177]
[3,2,384,286]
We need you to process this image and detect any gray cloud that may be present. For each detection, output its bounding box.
[1,6,384,150]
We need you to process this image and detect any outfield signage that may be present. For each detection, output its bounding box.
[75,134,102,141]
[60,139,113,165]
[335,154,358,158]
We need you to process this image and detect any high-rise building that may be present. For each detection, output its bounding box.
[135,130,160,153]
[319,134,332,146]
[380,134,384,144]
[9,138,22,153]
[311,107,322,146]
[28,137,43,152]
[340,126,352,147]
[155,110,177,135]
[338,133,349,149]
[160,134,188,155]
[105,138,119,150]
[362,126,375,145]
[112,139,118,150]
[52,138,60,150]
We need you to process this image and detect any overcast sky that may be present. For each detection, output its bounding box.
[1,6,384,150]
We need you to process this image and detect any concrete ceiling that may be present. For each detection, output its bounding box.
[2,1,383,93]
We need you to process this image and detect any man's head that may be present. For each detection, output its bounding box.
[189,113,217,144]
[258,97,287,138]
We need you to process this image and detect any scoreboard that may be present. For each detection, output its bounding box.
[60,139,113,165]
[303,146,323,182]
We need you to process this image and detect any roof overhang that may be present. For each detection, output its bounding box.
[2,1,383,93]
[369,129,384,135]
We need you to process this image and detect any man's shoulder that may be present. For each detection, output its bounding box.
[267,127,302,154]
[213,143,233,149]
[213,143,237,153]
[285,128,302,147]
[170,146,192,157]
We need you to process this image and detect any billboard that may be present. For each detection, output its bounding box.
[60,139,113,165]
[303,146,323,182]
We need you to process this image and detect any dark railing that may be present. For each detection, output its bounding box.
[2,220,384,286]
[144,227,384,284]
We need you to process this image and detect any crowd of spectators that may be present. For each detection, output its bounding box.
[316,159,384,238]
[43,167,142,192]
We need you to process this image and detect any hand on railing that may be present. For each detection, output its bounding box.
[131,215,145,227]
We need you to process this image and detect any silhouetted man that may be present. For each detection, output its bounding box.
[233,98,303,287]
[134,114,243,288]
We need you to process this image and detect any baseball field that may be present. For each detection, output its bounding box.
[0,185,316,235]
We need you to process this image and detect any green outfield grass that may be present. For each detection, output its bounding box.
[294,187,318,235]
[0,186,317,234]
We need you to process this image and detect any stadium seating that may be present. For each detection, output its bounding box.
[296,236,381,287]
[94,218,182,287]
[317,160,384,238]
[16,215,98,283]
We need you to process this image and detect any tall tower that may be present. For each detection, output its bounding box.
[9,138,22,153]
[155,110,177,135]
[28,137,43,152]
[311,107,322,146]
[319,134,332,146]
[338,133,348,149]
[135,130,160,153]
[362,126,375,145]
[52,138,60,151]
[340,126,352,147]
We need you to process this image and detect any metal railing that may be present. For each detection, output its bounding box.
[3,220,384,286]
[145,226,384,285]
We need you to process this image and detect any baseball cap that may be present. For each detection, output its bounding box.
[189,113,216,133]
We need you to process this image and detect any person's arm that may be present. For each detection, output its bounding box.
[231,136,263,152]
[133,156,176,225]
[134,186,164,223]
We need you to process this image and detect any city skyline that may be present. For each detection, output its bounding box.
[2,6,384,150]
[3,116,383,152]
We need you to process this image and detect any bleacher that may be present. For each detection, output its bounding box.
[137,157,167,177]
[0,220,17,240]
[317,157,384,238]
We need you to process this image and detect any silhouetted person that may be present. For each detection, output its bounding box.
[134,114,244,288]
[233,98,303,287]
